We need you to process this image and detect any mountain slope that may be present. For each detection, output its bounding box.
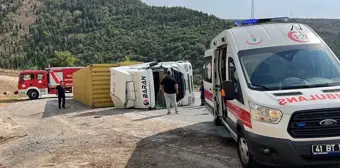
[0,0,42,69]
[24,0,232,75]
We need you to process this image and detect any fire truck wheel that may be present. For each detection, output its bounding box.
[28,89,39,100]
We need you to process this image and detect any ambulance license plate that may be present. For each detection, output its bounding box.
[312,144,340,155]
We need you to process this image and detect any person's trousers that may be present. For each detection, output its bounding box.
[201,95,205,105]
[164,93,178,113]
[58,96,65,109]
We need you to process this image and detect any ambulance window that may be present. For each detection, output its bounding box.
[37,74,44,80]
[221,48,227,81]
[203,56,213,83]
[228,58,244,104]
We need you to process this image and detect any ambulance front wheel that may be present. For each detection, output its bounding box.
[237,130,260,168]
[28,89,39,100]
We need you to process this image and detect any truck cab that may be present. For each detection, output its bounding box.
[204,17,340,167]
[18,70,48,99]
[110,61,195,109]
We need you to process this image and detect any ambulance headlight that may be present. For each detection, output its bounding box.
[249,101,282,124]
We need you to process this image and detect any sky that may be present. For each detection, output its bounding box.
[142,0,340,19]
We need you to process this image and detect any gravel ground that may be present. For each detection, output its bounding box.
[1,76,340,168]
[0,92,243,168]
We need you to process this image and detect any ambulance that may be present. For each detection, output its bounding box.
[204,17,340,167]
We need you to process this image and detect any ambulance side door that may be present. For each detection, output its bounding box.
[203,55,214,113]
[225,55,245,133]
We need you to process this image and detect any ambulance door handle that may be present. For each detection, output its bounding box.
[209,88,212,90]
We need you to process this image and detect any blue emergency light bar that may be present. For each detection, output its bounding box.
[234,17,289,26]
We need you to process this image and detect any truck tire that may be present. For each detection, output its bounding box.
[28,89,39,100]
[237,130,260,168]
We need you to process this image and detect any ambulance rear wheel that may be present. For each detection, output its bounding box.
[237,130,259,168]
[28,90,39,100]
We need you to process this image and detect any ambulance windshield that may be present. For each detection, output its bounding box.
[239,44,340,91]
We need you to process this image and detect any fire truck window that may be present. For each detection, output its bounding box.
[21,74,35,81]
[37,74,44,80]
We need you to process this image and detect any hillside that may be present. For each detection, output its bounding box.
[0,0,42,69]
[0,0,340,85]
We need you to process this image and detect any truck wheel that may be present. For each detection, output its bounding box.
[237,130,259,168]
[28,90,39,100]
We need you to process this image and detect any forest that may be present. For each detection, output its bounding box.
[0,0,340,85]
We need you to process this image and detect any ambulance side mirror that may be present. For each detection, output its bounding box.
[222,81,236,100]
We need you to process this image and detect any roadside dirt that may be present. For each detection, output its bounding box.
[0,112,27,145]
[0,75,24,107]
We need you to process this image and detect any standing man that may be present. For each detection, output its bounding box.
[56,81,66,109]
[200,80,205,106]
[161,70,179,115]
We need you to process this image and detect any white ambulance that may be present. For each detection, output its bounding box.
[204,17,340,167]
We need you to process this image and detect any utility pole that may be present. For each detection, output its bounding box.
[290,10,296,19]
[251,0,255,19]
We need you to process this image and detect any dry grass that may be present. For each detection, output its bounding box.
[0,74,24,107]
[0,74,17,93]
[0,69,20,77]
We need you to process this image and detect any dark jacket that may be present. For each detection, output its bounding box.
[161,75,177,94]
[56,85,66,97]
[200,85,204,99]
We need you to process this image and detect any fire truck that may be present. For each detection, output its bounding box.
[15,67,82,100]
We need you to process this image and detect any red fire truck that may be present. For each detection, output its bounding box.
[14,67,83,100]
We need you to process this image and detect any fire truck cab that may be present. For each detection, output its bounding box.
[18,70,49,100]
[17,67,82,100]
[204,17,340,167]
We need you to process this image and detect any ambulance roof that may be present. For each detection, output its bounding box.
[210,19,323,51]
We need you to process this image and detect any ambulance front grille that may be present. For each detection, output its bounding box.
[288,108,340,138]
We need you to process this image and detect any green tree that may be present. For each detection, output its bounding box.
[49,51,77,67]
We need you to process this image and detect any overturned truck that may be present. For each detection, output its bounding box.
[110,61,195,109]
